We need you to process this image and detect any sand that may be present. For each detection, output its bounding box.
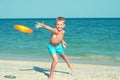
[0,60,120,80]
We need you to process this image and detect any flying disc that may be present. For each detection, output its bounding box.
[14,25,33,34]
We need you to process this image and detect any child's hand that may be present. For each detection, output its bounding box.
[35,22,44,29]
[62,41,67,48]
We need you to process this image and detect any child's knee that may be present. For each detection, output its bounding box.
[53,59,58,63]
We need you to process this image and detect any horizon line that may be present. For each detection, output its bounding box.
[0,17,120,19]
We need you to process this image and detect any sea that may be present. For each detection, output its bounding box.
[0,18,120,66]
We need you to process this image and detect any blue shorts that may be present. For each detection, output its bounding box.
[47,43,64,55]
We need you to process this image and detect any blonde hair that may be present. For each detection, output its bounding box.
[56,16,65,24]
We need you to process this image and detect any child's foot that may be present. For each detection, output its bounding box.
[68,64,74,72]
[48,77,53,80]
[48,75,53,80]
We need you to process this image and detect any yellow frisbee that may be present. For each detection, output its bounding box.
[14,25,33,34]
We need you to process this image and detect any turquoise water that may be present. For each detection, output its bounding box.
[0,18,120,64]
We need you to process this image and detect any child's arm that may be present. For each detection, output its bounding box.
[35,22,57,33]
[62,40,67,48]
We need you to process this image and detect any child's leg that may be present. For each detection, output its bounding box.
[48,54,58,80]
[60,54,74,72]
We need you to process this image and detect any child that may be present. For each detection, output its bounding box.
[35,16,73,80]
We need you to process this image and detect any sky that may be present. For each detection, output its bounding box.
[0,0,120,18]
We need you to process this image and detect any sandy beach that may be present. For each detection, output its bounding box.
[0,60,120,80]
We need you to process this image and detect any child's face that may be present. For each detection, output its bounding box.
[56,21,65,31]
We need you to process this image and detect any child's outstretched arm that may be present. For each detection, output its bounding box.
[35,22,57,33]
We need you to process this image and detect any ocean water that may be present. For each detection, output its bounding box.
[0,18,120,64]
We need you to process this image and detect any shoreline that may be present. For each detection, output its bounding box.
[0,52,119,67]
[0,59,120,80]
[0,57,120,66]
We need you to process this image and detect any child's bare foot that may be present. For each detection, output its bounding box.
[48,75,53,80]
[68,64,74,72]
[48,77,53,80]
